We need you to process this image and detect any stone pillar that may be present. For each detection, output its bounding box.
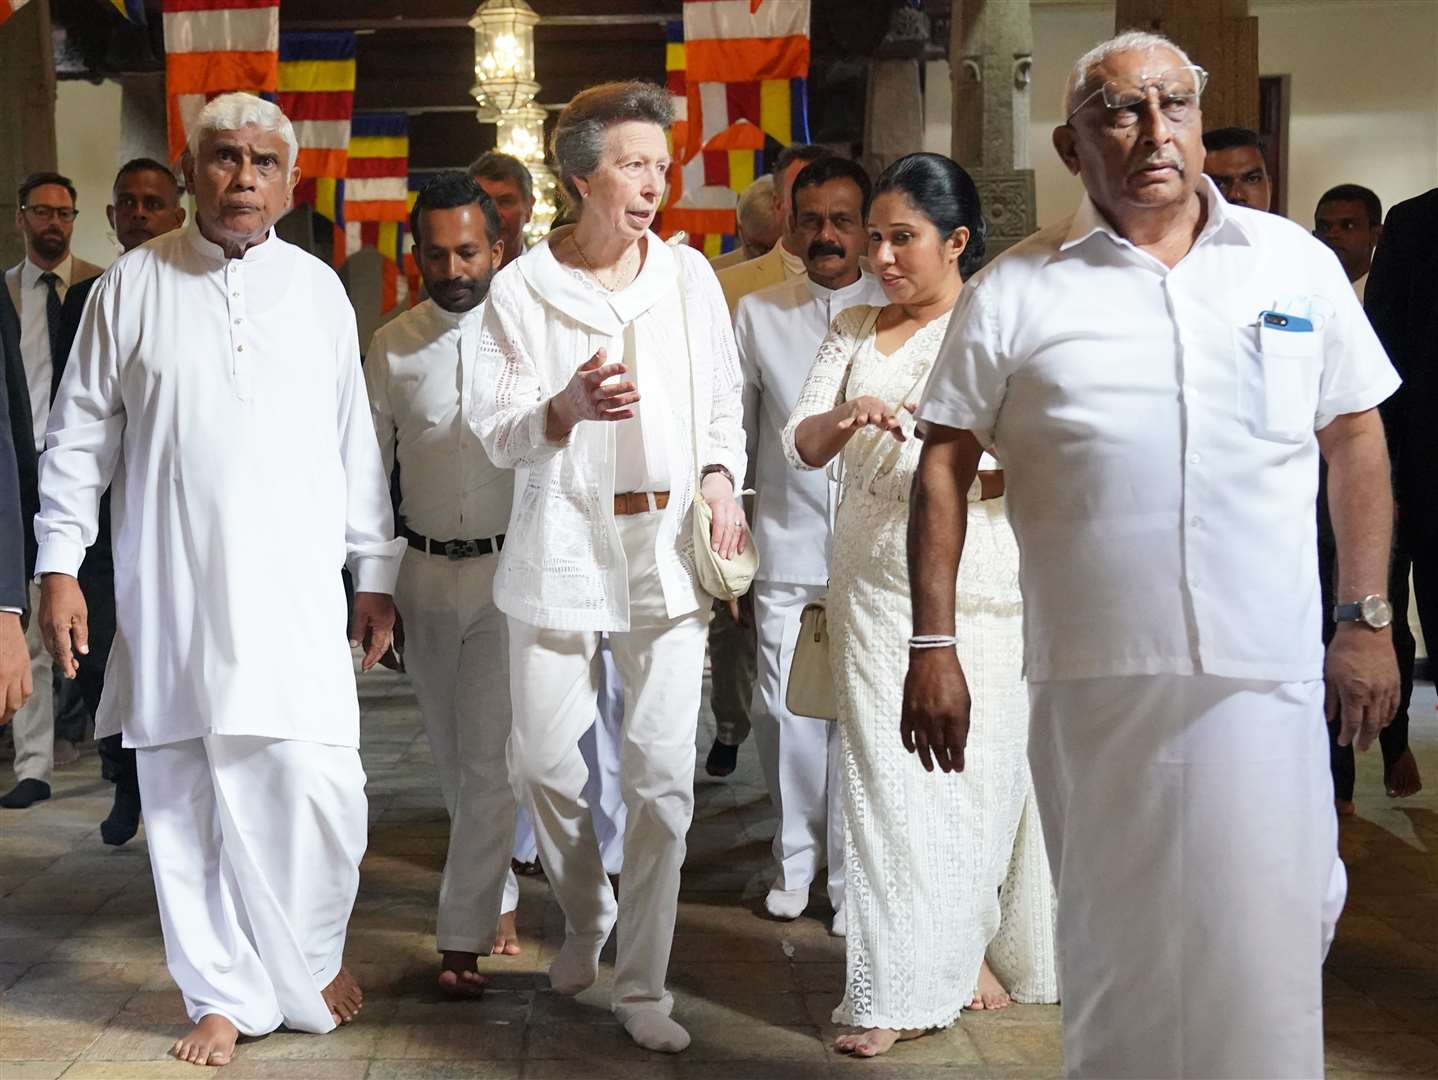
[1114,0,1259,132]
[950,0,1037,261]
[0,0,58,267]
[863,60,925,177]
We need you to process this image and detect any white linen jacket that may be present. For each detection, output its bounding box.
[468,229,747,632]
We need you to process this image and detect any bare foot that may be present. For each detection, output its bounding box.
[1385,747,1423,798]
[1335,798,1356,817]
[438,950,487,998]
[968,959,1012,1010]
[833,1027,927,1057]
[171,1013,238,1067]
[492,911,522,956]
[322,966,363,1024]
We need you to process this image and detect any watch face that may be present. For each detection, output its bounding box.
[1360,595,1394,629]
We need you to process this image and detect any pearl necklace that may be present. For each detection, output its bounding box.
[571,234,638,292]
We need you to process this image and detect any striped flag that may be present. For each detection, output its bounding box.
[681,0,810,162]
[342,112,411,312]
[667,119,769,257]
[279,32,357,198]
[163,0,280,164]
[106,0,147,24]
[0,1,35,28]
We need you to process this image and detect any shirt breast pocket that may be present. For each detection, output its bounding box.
[1234,322,1323,444]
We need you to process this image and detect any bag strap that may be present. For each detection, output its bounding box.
[825,304,887,505]
[673,247,704,493]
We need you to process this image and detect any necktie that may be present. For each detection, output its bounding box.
[38,271,62,362]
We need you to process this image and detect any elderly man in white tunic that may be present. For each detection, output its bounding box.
[904,32,1400,1080]
[35,94,403,1068]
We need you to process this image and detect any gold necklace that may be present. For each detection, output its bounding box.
[571,234,634,291]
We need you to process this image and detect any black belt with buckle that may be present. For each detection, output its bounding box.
[402,524,504,560]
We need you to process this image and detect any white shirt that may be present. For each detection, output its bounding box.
[470,228,747,632]
[34,223,404,748]
[1352,270,1368,303]
[366,298,514,541]
[919,179,1399,684]
[735,270,887,584]
[14,254,76,451]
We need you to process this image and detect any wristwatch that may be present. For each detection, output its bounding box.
[1333,594,1393,630]
[700,464,734,487]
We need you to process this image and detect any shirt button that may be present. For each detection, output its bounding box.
[231,291,240,298]
[233,317,243,325]
[1189,515,1203,527]
[236,344,245,353]
[1188,452,1201,465]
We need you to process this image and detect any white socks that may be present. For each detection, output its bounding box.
[764,884,809,920]
[548,934,602,995]
[623,1010,691,1053]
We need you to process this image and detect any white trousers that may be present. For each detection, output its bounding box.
[10,582,54,783]
[751,580,844,907]
[136,734,367,1036]
[507,512,707,1021]
[509,640,628,887]
[397,547,518,952]
[1027,674,1345,1080]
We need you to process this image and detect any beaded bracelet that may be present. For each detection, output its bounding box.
[908,635,957,649]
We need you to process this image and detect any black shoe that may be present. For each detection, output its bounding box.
[100,790,141,846]
[0,778,51,809]
[705,738,739,778]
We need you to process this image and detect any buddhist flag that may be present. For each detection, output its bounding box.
[163,0,280,164]
[681,0,810,161]
[279,32,357,198]
[343,112,411,312]
[106,0,147,24]
[0,1,35,28]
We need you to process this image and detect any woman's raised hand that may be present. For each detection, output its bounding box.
[836,395,907,441]
[547,347,641,440]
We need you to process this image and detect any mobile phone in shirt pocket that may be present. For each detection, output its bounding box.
[1234,316,1323,444]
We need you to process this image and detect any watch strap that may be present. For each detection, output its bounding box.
[1332,601,1363,623]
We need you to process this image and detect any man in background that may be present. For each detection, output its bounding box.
[1315,183,1383,299]
[1,172,102,809]
[469,150,534,270]
[710,175,780,270]
[1202,126,1271,211]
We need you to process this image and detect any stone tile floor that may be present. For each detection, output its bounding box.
[1,671,1435,1079]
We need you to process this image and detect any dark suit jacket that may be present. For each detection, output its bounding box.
[1365,187,1438,552]
[0,295,29,610]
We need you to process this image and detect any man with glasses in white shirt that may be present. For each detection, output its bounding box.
[906,31,1400,1079]
[1,172,102,810]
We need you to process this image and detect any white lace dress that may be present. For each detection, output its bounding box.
[782,304,1058,1031]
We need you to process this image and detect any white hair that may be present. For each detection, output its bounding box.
[736,174,777,238]
[1062,30,1195,118]
[187,92,299,171]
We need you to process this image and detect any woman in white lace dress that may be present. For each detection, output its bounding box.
[781,154,1057,1058]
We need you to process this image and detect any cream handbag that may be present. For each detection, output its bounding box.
[675,249,759,601]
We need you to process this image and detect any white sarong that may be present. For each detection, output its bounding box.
[136,734,368,1036]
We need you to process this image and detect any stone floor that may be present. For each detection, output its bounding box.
[1,671,1436,1080]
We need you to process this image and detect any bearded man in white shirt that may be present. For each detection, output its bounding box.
[365,172,521,998]
[734,156,885,932]
[905,32,1400,1079]
[36,93,403,1068]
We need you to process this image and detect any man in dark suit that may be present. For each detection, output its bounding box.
[1364,187,1438,797]
[0,281,35,726]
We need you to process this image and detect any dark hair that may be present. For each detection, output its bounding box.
[773,143,831,177]
[873,153,987,278]
[1317,183,1382,227]
[551,80,674,210]
[18,171,77,207]
[113,158,181,196]
[468,150,533,205]
[408,172,502,250]
[790,156,873,221]
[1202,126,1262,153]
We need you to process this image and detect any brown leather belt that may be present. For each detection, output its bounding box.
[613,490,670,516]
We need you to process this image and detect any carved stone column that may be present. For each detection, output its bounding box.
[950,0,1037,261]
[862,3,945,178]
[0,0,58,267]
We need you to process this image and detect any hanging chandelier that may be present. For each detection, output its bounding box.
[469,0,541,117]
[494,104,560,242]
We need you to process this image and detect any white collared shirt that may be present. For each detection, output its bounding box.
[919,178,1399,684]
[34,223,404,748]
[735,270,888,584]
[16,253,75,451]
[469,228,747,632]
[366,297,514,541]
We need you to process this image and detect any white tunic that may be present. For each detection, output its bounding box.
[365,297,514,541]
[34,223,404,749]
[734,270,887,585]
[919,178,1400,684]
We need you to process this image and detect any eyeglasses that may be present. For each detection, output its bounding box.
[22,205,78,223]
[1066,65,1209,127]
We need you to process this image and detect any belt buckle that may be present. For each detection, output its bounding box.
[444,539,482,560]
